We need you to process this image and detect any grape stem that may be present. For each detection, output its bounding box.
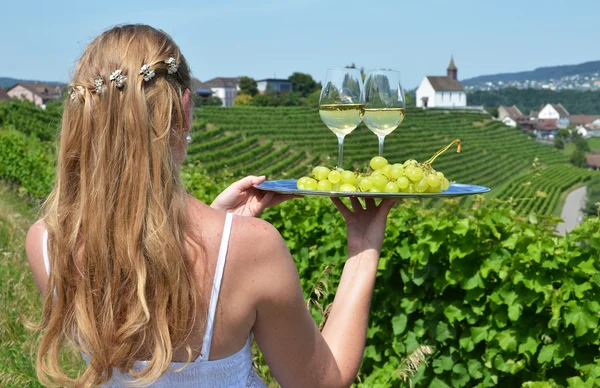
[423,139,461,166]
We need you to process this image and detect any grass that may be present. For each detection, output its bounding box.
[589,137,600,151]
[0,183,43,387]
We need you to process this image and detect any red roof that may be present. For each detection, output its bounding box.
[586,154,600,168]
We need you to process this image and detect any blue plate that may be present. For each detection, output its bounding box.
[255,179,490,198]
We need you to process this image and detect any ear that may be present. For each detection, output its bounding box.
[183,88,192,131]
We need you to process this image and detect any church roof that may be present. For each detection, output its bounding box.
[447,57,457,71]
[426,76,464,92]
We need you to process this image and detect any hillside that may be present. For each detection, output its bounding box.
[462,60,600,86]
[0,77,65,89]
[193,106,598,215]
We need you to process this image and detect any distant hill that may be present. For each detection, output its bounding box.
[0,77,65,89]
[462,60,600,86]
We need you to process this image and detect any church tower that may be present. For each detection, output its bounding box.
[447,56,458,80]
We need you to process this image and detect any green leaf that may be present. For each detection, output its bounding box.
[564,301,598,337]
[537,343,559,364]
[462,272,484,290]
[459,334,475,352]
[430,377,451,388]
[392,314,407,336]
[528,212,538,224]
[471,326,489,344]
[467,359,483,379]
[453,218,470,236]
[444,303,465,324]
[436,321,455,342]
[433,354,454,374]
[508,303,523,321]
[451,363,471,387]
[495,330,517,352]
[517,336,539,355]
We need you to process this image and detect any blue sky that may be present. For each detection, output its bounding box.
[1,0,598,89]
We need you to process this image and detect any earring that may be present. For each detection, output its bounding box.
[186,134,192,143]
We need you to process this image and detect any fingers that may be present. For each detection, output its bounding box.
[269,194,301,207]
[258,191,275,208]
[331,197,352,218]
[365,197,376,211]
[349,196,363,212]
[378,199,400,215]
[235,175,266,190]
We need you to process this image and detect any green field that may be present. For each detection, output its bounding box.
[192,106,598,216]
[2,102,600,387]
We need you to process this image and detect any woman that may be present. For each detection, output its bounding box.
[25,24,396,387]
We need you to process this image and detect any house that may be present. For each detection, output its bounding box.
[416,57,467,108]
[538,103,570,128]
[0,88,10,102]
[256,79,292,94]
[534,119,559,139]
[586,150,600,170]
[196,77,240,107]
[7,82,63,108]
[498,105,525,128]
[570,115,600,137]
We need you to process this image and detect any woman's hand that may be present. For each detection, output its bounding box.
[331,197,398,257]
[211,175,299,217]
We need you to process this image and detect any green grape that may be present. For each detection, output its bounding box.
[328,170,341,184]
[436,171,445,179]
[381,164,393,178]
[407,183,415,193]
[369,187,379,193]
[371,169,385,177]
[397,176,409,190]
[339,184,357,192]
[406,166,423,182]
[317,179,333,191]
[441,178,450,191]
[391,165,405,179]
[426,174,441,189]
[371,175,388,190]
[359,177,373,191]
[370,156,388,170]
[383,182,399,193]
[296,176,311,190]
[403,159,417,167]
[304,177,318,190]
[340,170,357,185]
[332,182,342,191]
[312,166,330,181]
[415,178,429,193]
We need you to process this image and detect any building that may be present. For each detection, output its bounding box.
[538,103,570,128]
[586,150,600,170]
[416,57,467,108]
[256,79,292,94]
[7,82,63,108]
[196,77,240,107]
[0,88,10,102]
[498,105,525,128]
[534,119,559,139]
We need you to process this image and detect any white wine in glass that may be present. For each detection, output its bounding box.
[319,68,365,168]
[363,70,406,156]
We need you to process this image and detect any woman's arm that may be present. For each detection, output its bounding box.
[250,198,396,387]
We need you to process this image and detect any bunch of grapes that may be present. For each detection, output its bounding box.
[297,139,460,194]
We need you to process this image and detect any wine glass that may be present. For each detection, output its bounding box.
[363,70,406,156]
[319,68,365,169]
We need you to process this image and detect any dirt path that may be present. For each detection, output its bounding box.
[556,186,587,236]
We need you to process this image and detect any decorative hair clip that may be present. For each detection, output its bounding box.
[69,85,85,100]
[110,69,127,88]
[165,57,178,74]
[93,76,104,93]
[139,64,155,82]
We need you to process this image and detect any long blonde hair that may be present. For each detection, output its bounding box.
[38,24,200,387]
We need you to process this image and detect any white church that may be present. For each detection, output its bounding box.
[416,57,466,108]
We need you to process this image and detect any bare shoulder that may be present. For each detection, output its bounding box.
[25,219,48,294]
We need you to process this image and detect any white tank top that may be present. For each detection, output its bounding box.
[43,212,267,387]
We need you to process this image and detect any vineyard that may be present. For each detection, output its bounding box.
[192,106,598,216]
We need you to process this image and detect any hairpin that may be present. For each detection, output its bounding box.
[139,64,155,82]
[93,76,104,93]
[110,69,127,88]
[69,85,85,100]
[165,57,178,74]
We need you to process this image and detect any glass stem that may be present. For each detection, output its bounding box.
[337,134,345,168]
[378,135,385,156]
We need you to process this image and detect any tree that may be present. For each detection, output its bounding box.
[570,149,587,167]
[288,72,319,98]
[346,63,366,81]
[238,76,258,96]
[575,137,590,152]
[279,92,302,106]
[233,94,252,106]
[193,95,222,107]
[301,89,321,108]
[557,128,570,139]
[553,137,564,150]
[249,94,272,107]
[487,107,498,118]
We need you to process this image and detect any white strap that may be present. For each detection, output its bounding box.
[42,229,50,276]
[199,212,234,361]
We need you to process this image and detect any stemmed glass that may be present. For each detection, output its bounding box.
[363,70,406,156]
[319,68,365,168]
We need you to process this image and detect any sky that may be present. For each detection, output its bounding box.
[1,0,598,89]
